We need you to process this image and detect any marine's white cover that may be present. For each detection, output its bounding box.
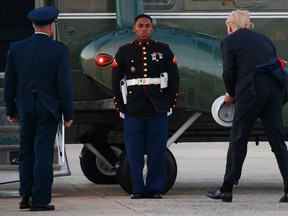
[211,96,235,127]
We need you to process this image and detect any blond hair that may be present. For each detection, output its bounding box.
[226,10,254,30]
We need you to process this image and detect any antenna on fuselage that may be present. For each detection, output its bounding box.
[115,0,144,29]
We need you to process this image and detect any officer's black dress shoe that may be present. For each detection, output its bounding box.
[205,188,233,202]
[19,196,30,209]
[29,204,55,211]
[130,193,146,199]
[279,194,288,202]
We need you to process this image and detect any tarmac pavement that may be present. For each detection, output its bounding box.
[1,142,288,215]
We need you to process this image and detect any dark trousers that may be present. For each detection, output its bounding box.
[18,94,58,205]
[124,112,168,194]
[224,74,288,188]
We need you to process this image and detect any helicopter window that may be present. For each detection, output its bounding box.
[196,39,214,73]
[143,0,175,10]
[59,0,115,13]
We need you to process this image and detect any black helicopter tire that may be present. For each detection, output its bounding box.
[79,145,122,184]
[116,148,177,194]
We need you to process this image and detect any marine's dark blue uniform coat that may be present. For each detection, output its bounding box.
[112,40,179,118]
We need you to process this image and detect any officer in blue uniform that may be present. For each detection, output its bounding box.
[112,14,180,199]
[4,6,74,211]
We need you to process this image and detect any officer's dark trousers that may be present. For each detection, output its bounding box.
[224,74,288,189]
[124,112,168,194]
[18,94,58,205]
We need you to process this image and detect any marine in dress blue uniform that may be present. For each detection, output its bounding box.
[4,7,74,210]
[112,14,179,198]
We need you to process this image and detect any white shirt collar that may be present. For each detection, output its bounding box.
[35,32,49,37]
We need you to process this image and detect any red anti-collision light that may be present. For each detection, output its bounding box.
[95,53,113,67]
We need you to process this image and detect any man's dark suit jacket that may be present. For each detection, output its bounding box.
[221,28,284,120]
[4,33,74,121]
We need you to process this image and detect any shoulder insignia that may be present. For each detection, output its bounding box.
[173,56,177,64]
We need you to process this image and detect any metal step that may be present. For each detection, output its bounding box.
[0,88,21,146]
[0,124,20,145]
[0,106,4,115]
[0,125,19,134]
[0,164,62,171]
[0,136,20,145]
[0,144,61,169]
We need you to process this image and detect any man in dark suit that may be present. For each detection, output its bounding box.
[4,6,74,211]
[112,14,179,199]
[205,9,288,202]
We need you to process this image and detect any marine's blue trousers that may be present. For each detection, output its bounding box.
[124,112,168,194]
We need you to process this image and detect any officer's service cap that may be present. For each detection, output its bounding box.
[28,6,59,26]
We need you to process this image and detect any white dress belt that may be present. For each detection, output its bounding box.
[126,78,161,86]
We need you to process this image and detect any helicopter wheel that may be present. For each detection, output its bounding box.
[79,144,122,184]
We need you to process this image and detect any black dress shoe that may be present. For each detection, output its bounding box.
[148,193,162,199]
[146,191,163,199]
[279,194,288,202]
[205,188,233,202]
[130,193,146,199]
[19,196,30,209]
[29,204,55,211]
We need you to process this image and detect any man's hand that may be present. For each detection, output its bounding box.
[64,120,73,128]
[224,92,234,104]
[7,115,18,123]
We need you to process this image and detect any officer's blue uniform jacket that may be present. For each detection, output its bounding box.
[3,6,74,206]
[112,39,180,118]
[4,33,74,122]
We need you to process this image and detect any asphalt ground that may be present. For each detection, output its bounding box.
[1,142,288,215]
